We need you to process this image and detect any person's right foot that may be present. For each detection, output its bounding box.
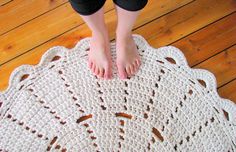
[88,30,113,79]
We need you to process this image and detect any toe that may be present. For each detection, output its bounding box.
[131,63,136,75]
[97,67,100,76]
[132,62,138,74]
[125,65,132,77]
[105,63,113,79]
[128,64,134,76]
[129,64,134,76]
[92,64,96,73]
[104,67,109,79]
[108,67,113,79]
[95,66,99,75]
[99,68,104,78]
[136,59,141,67]
[117,63,128,79]
[88,60,93,69]
[92,64,96,74]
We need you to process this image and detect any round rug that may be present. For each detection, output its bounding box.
[0,34,235,152]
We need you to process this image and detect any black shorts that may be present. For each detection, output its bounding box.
[69,0,148,16]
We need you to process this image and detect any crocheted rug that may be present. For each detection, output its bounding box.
[0,34,235,152]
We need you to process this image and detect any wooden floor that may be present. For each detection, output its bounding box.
[0,0,235,103]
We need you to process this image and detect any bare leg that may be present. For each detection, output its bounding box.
[114,5,141,79]
[80,6,112,79]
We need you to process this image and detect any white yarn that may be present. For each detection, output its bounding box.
[0,34,235,152]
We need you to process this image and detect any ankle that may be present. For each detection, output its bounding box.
[92,25,108,36]
[92,31,106,38]
[116,30,132,41]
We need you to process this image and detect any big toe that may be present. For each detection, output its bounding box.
[117,63,128,79]
[104,65,112,79]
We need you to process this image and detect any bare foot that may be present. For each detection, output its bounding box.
[115,32,141,79]
[88,31,113,79]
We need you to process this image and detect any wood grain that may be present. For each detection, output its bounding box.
[218,79,236,102]
[195,45,236,87]
[135,0,236,47]
[0,0,114,65]
[0,0,193,65]
[0,0,12,6]
[0,0,68,35]
[173,12,236,66]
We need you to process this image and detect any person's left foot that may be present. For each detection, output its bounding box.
[88,31,113,79]
[115,32,141,79]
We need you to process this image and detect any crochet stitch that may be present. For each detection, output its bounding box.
[0,34,235,152]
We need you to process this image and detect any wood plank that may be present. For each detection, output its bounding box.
[172,12,236,102]
[0,0,11,6]
[170,12,236,103]
[0,0,193,65]
[195,45,236,87]
[218,80,236,103]
[133,0,194,30]
[135,0,236,47]
[0,27,85,91]
[173,12,236,66]
[0,0,189,91]
[1,13,236,92]
[0,0,67,35]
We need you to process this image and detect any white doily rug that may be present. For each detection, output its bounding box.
[0,34,235,152]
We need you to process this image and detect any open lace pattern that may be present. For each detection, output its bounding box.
[0,34,235,152]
